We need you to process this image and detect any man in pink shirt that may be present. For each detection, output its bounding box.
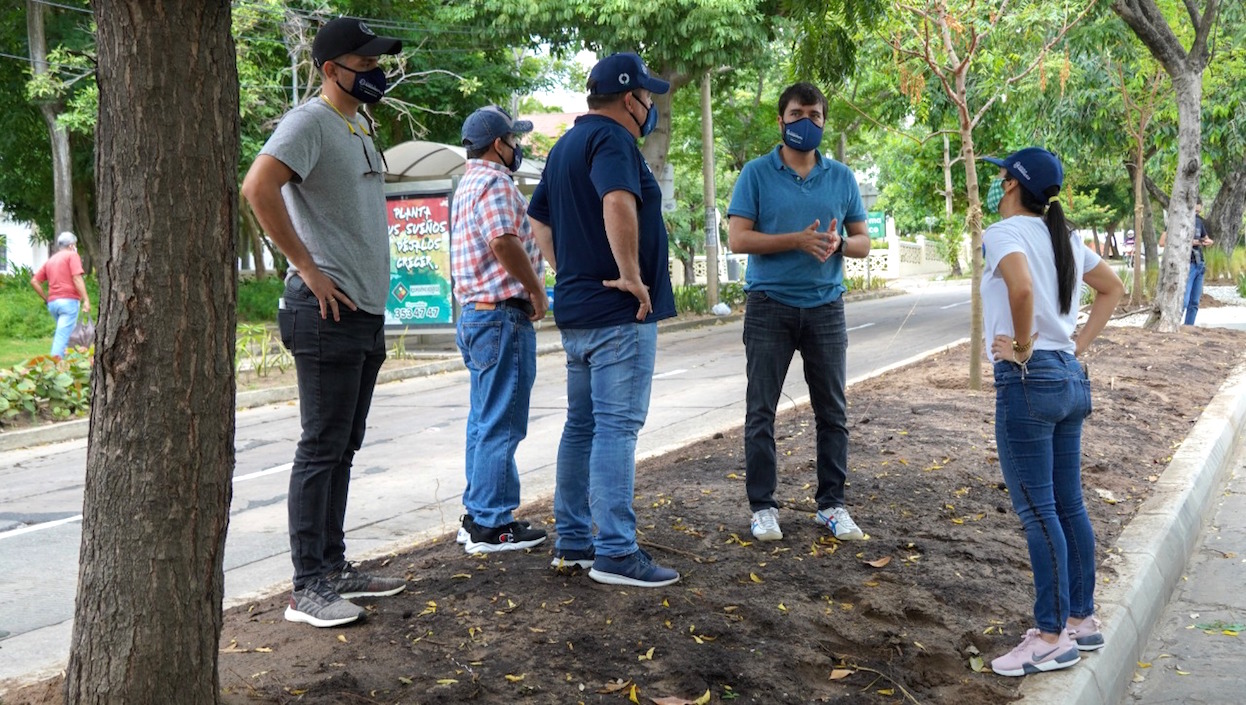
[30,232,91,358]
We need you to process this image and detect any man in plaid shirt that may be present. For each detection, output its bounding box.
[451,105,549,554]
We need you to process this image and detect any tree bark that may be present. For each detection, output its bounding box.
[65,2,238,704]
[27,0,74,238]
[640,71,690,186]
[1208,161,1246,254]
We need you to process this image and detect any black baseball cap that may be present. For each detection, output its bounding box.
[312,18,402,67]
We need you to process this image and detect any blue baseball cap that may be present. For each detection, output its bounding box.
[982,147,1064,199]
[587,53,670,95]
[461,105,534,151]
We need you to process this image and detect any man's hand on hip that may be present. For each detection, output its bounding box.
[301,266,357,322]
[603,276,652,321]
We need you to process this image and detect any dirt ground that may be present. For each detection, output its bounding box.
[6,322,1245,705]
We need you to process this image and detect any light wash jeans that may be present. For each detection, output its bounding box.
[456,304,537,529]
[553,322,657,558]
[994,350,1096,634]
[48,298,80,358]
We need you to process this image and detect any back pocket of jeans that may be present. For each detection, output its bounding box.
[278,307,296,352]
[462,321,502,370]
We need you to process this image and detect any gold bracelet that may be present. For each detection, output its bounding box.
[1012,338,1032,354]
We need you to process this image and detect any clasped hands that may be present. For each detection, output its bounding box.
[798,218,842,262]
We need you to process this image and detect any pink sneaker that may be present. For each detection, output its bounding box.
[1065,616,1105,651]
[990,628,1080,677]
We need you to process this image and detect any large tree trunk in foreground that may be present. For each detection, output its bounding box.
[65,2,238,704]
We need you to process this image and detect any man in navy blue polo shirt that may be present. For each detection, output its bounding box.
[528,52,679,588]
[727,81,870,544]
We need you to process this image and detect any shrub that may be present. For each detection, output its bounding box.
[1204,246,1246,282]
[237,276,285,323]
[0,348,92,425]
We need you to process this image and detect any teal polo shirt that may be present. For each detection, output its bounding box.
[727,145,866,308]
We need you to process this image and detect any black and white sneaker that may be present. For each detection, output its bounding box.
[465,520,547,554]
[457,514,532,544]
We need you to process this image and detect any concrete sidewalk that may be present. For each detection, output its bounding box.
[1020,366,1246,704]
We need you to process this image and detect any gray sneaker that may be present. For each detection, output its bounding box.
[326,561,406,599]
[285,578,365,628]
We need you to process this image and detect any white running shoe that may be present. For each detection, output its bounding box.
[813,506,864,540]
[751,507,783,541]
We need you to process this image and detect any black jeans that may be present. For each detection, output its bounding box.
[278,278,386,589]
[742,292,848,512]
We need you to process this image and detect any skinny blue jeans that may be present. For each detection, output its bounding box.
[1183,260,1205,325]
[456,304,537,529]
[994,350,1096,634]
[553,322,657,558]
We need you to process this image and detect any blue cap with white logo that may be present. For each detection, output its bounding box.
[587,53,670,95]
[982,147,1064,199]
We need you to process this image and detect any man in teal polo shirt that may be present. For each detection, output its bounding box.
[727,81,871,543]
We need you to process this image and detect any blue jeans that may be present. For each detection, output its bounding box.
[553,323,657,558]
[278,278,386,589]
[48,298,80,358]
[1183,260,1205,325]
[456,304,537,529]
[994,350,1095,634]
[742,292,848,512]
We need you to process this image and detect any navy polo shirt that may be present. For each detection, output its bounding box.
[727,145,866,307]
[528,114,675,329]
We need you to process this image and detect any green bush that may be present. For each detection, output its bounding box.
[673,285,708,314]
[0,348,92,425]
[238,276,285,323]
[1238,272,1246,299]
[1204,246,1246,282]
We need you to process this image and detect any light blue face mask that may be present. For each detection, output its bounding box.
[985,177,1005,213]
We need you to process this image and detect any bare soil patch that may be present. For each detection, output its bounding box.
[7,324,1245,705]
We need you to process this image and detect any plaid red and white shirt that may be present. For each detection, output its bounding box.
[451,159,541,304]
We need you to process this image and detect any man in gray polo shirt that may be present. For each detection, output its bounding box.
[241,17,405,628]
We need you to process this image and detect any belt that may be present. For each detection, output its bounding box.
[473,298,534,316]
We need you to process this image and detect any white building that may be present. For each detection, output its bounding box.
[0,213,45,275]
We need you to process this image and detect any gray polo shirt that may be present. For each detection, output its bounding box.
[260,98,390,314]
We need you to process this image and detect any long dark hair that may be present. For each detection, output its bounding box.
[1017,183,1075,314]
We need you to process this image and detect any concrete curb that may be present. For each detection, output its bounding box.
[1019,364,1246,704]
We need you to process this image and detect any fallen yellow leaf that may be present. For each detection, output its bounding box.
[865,556,892,568]
[778,603,788,612]
[638,647,655,661]
[878,688,895,695]
[336,635,347,644]
[750,572,763,583]
[254,646,273,653]
[829,668,854,680]
[629,683,641,704]
[505,674,525,682]
[599,679,631,694]
[436,679,458,686]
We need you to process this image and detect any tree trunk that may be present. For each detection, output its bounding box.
[954,78,984,391]
[72,184,97,275]
[1129,151,1146,305]
[27,0,74,237]
[1150,73,1202,331]
[942,133,955,219]
[640,72,690,186]
[1208,161,1246,254]
[65,2,238,704]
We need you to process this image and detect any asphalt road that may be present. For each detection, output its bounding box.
[0,283,973,684]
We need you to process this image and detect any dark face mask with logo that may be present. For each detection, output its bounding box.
[782,117,823,152]
[333,63,387,104]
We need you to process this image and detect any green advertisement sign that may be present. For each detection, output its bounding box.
[385,189,453,327]
[867,211,886,240]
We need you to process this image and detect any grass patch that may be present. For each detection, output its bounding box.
[0,339,54,368]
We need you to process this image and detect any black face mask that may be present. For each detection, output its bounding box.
[332,63,387,104]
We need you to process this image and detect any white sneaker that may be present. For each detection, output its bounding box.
[751,507,783,541]
[813,506,864,540]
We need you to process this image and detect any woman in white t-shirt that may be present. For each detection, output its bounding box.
[979,147,1125,677]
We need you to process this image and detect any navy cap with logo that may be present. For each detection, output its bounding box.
[587,53,670,95]
[312,17,402,67]
[982,147,1064,199]
[461,105,534,151]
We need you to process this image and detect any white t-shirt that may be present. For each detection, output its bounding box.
[982,215,1102,362]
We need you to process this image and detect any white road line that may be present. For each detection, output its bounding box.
[0,462,295,540]
[846,322,876,332]
[652,369,688,379]
[940,300,971,309]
